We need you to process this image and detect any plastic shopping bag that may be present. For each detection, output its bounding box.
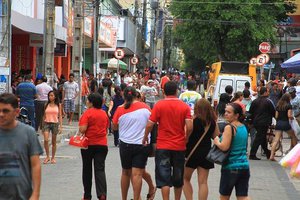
[290,119,300,137]
[279,143,300,168]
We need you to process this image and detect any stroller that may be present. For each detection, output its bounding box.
[17,107,32,126]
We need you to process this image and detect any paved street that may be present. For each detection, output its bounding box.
[40,126,300,200]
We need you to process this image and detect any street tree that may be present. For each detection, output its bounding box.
[169,0,296,64]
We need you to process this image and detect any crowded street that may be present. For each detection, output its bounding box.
[3,1,300,200]
[40,128,300,200]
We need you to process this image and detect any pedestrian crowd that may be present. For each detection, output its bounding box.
[2,69,300,200]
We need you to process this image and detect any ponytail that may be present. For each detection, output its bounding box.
[124,86,137,109]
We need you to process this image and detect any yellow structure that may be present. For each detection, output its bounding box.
[208,62,257,91]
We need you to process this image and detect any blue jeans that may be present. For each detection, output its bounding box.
[20,105,35,129]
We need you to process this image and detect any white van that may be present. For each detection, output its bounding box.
[206,75,252,106]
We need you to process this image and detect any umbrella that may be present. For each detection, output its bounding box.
[100,58,127,70]
[281,53,300,73]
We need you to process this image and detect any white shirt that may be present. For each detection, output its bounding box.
[36,82,53,101]
[63,81,79,100]
[124,76,133,86]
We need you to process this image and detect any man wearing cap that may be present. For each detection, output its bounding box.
[141,80,158,109]
[289,87,300,124]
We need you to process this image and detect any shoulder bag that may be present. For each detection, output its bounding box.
[206,124,236,165]
[185,123,211,164]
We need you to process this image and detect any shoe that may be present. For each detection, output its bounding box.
[249,155,261,160]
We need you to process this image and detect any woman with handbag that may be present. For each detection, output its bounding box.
[112,87,155,200]
[269,93,298,161]
[79,93,109,200]
[183,98,219,200]
[213,103,250,200]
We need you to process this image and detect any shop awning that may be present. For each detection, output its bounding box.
[12,10,67,42]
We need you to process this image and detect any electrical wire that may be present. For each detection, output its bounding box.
[169,1,295,5]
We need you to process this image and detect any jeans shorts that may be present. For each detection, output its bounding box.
[219,169,250,196]
[119,140,151,169]
[43,122,59,134]
[155,149,185,188]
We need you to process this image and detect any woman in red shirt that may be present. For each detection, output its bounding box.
[79,93,109,200]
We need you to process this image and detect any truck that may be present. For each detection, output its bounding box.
[206,61,257,106]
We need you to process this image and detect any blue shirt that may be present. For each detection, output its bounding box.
[16,82,37,107]
[222,125,249,170]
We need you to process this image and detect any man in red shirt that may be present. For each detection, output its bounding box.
[142,81,193,200]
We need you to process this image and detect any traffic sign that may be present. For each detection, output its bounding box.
[130,55,139,65]
[260,53,270,63]
[114,49,125,59]
[250,57,257,65]
[152,57,159,64]
[259,42,271,54]
[256,54,267,66]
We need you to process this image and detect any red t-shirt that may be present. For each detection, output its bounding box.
[160,76,170,90]
[149,97,192,151]
[79,108,109,146]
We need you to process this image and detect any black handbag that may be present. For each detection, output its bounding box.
[206,124,236,165]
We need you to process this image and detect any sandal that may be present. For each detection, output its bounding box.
[146,187,157,200]
[43,158,50,164]
[51,158,56,164]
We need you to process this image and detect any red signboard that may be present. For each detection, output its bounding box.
[259,42,271,53]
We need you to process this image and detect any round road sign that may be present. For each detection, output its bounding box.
[152,57,159,64]
[114,49,125,59]
[250,57,257,65]
[256,54,267,66]
[259,42,271,54]
[130,56,139,65]
[260,53,270,64]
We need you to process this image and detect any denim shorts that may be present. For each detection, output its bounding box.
[155,149,185,188]
[219,169,250,196]
[43,122,59,134]
[119,140,151,169]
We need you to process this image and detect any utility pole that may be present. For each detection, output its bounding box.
[72,0,84,116]
[149,0,158,68]
[140,0,147,68]
[133,0,139,25]
[93,0,100,76]
[43,0,55,86]
[0,0,12,93]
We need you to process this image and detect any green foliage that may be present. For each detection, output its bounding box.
[169,0,296,65]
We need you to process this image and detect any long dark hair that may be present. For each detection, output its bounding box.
[124,86,137,109]
[194,99,217,125]
[114,86,122,98]
[45,90,60,109]
[102,78,113,96]
[276,93,291,111]
[217,93,231,116]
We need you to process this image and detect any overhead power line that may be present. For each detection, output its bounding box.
[170,1,295,5]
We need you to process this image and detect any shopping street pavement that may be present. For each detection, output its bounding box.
[39,121,300,200]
